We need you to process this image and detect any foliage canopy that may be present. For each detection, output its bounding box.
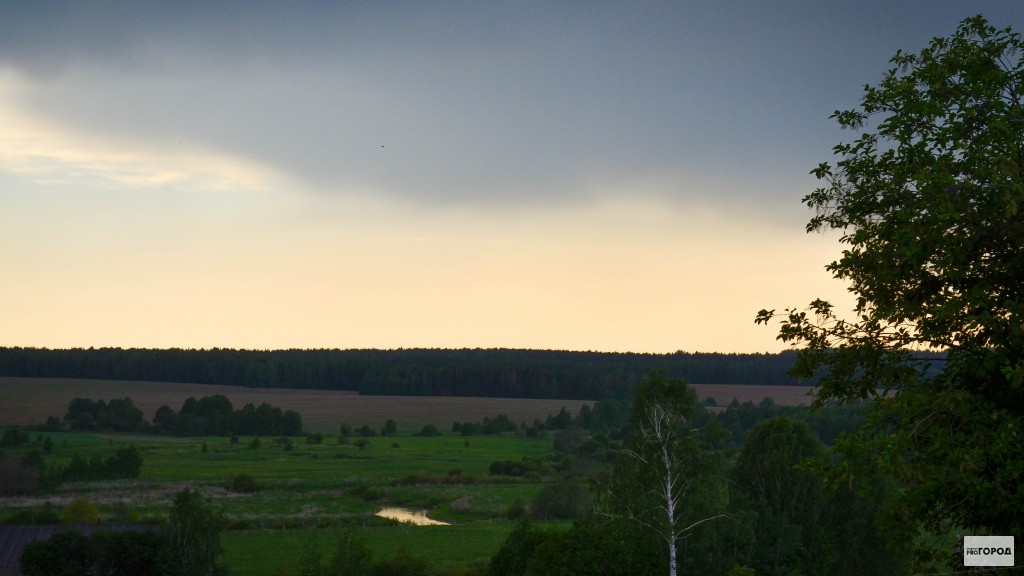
[757,15,1024,537]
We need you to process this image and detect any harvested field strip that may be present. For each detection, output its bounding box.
[0,377,814,432]
[692,383,815,407]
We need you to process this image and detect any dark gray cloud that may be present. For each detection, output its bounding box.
[1,1,1019,207]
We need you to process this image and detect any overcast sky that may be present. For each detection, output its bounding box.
[1,2,1019,353]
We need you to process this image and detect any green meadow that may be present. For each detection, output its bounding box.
[1,430,565,575]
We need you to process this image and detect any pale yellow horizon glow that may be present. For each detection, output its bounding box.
[2,180,852,353]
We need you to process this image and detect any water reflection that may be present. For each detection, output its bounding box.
[375,506,449,526]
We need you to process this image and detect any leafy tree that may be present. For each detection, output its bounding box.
[756,15,1024,541]
[326,527,373,576]
[545,407,573,430]
[600,372,727,576]
[278,409,304,436]
[153,404,179,433]
[102,397,145,431]
[489,519,547,576]
[731,417,828,575]
[108,445,143,478]
[170,486,224,576]
[65,397,101,430]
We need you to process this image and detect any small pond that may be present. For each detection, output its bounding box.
[375,506,450,526]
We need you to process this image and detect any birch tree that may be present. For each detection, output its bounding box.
[602,372,727,576]
[170,486,224,576]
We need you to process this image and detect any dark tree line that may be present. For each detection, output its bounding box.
[58,446,143,483]
[61,394,303,437]
[0,347,806,399]
[63,397,146,433]
[0,435,142,495]
[151,394,303,437]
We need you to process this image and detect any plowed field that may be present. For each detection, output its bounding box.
[0,377,814,432]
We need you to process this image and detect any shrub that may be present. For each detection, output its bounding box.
[489,461,526,477]
[63,497,101,524]
[228,474,261,493]
[530,478,593,520]
[553,427,590,453]
[414,424,442,437]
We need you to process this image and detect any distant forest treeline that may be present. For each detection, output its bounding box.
[0,347,808,400]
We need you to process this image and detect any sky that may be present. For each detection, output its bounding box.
[0,2,1019,354]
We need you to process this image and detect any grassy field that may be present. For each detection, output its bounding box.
[0,429,562,574]
[0,377,814,433]
[221,524,516,575]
